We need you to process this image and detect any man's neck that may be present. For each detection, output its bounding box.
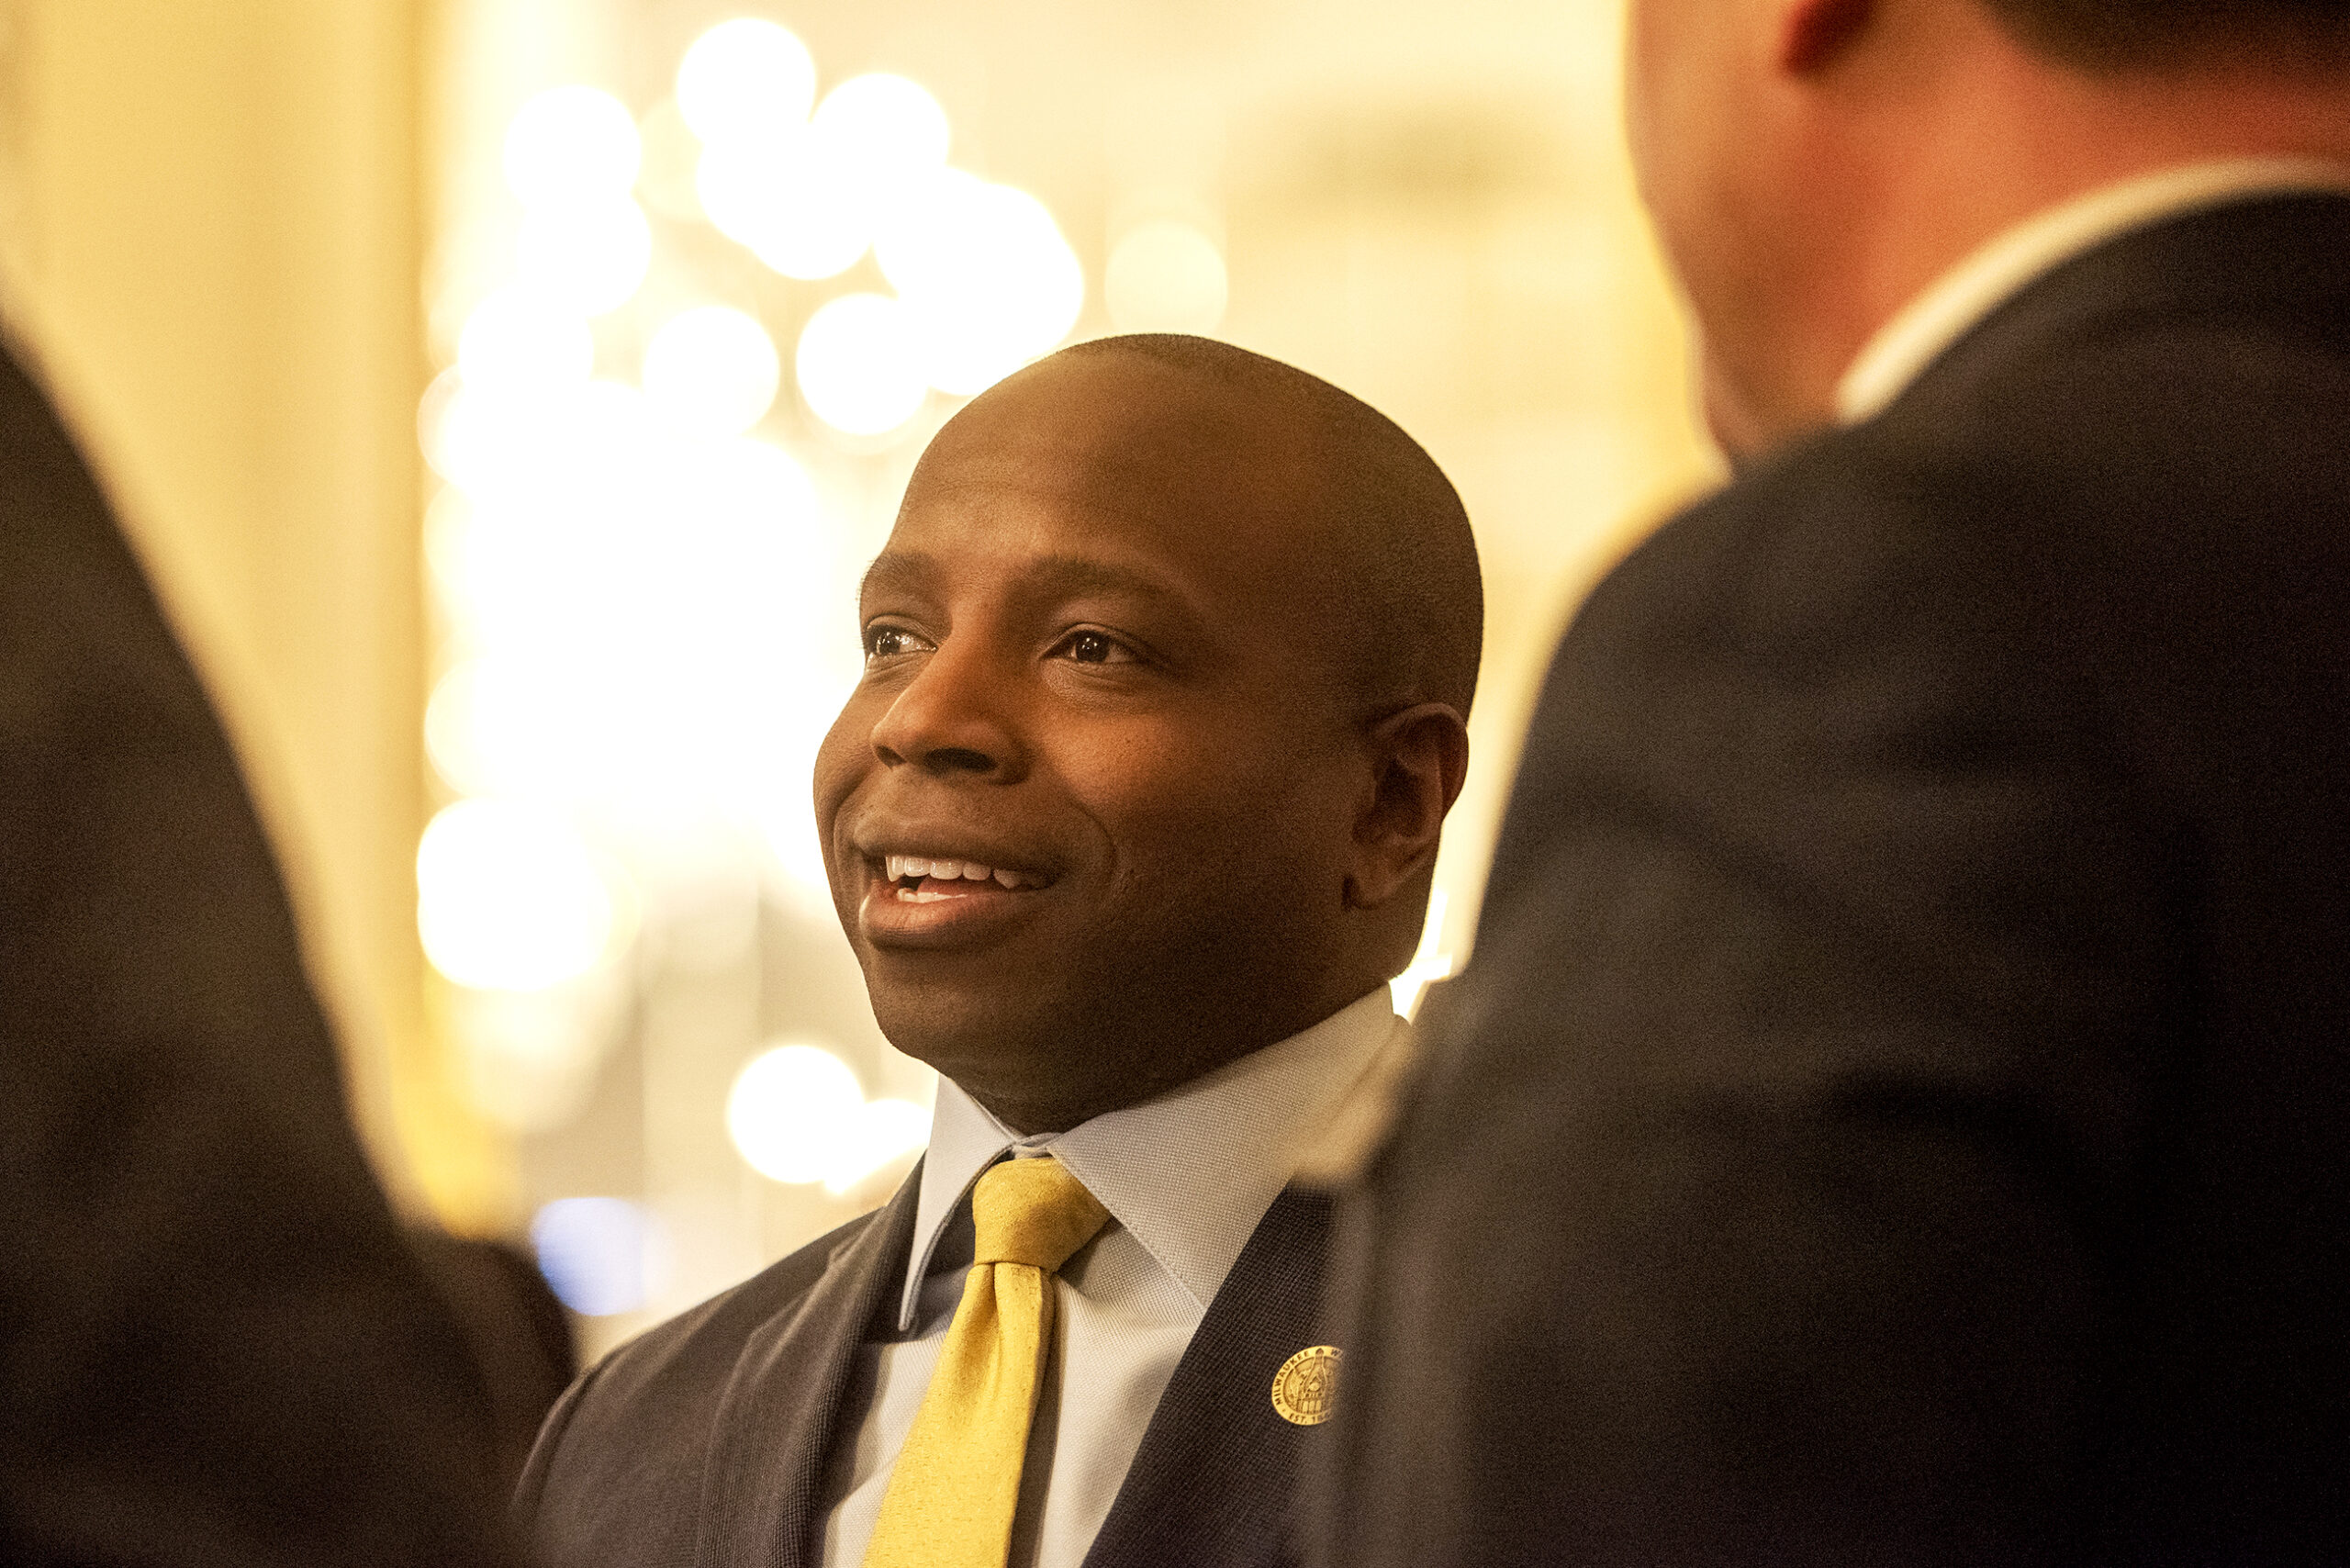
[1749,51,2350,447]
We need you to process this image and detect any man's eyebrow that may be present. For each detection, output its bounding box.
[859,550,937,603]
[858,550,1194,614]
[1011,554,1191,609]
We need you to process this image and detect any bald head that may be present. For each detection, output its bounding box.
[1053,335,1483,722]
[817,336,1478,1128]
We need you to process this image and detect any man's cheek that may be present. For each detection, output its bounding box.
[812,700,875,807]
[811,725,870,893]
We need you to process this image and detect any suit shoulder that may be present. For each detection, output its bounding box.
[565,1205,881,1431]
[1556,424,1960,691]
[520,1206,891,1533]
[1579,291,2350,679]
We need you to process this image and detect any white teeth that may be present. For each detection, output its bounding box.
[882,853,1034,888]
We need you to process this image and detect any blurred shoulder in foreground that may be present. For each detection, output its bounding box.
[0,341,517,1566]
[1323,2,2350,1562]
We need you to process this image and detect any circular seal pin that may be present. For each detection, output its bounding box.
[1270,1345,1342,1426]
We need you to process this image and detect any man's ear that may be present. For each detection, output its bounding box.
[1780,0,1877,73]
[1344,702,1471,911]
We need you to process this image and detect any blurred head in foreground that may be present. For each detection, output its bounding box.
[1626,0,2350,452]
[814,334,1481,1132]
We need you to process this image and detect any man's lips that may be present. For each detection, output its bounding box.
[854,846,1056,947]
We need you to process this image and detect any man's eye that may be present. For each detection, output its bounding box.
[866,626,926,659]
[1056,631,1131,666]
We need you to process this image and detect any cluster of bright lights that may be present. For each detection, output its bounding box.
[420,21,1085,1148]
[417,800,613,989]
[726,1044,931,1194]
[675,17,1083,433]
[503,85,651,316]
[643,306,782,436]
[419,368,844,902]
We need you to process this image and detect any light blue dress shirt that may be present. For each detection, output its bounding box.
[817,988,1404,1568]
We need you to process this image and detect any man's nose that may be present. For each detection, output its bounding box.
[867,640,1024,780]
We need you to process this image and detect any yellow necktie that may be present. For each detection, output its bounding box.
[863,1155,1111,1568]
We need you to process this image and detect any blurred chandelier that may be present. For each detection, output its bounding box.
[415,17,1084,1143]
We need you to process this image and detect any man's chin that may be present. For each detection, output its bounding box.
[867,983,1065,1092]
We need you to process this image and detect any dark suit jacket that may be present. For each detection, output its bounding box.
[0,343,513,1565]
[519,1170,1336,1568]
[1320,193,2350,1566]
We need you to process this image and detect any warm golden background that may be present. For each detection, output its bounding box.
[0,0,1712,1355]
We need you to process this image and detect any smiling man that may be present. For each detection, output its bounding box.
[515,333,1479,1568]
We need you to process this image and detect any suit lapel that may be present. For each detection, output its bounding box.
[697,1169,922,1568]
[1080,1187,1336,1568]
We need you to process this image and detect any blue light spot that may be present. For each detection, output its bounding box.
[532,1197,653,1316]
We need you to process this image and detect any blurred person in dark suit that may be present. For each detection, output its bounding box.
[409,1228,578,1499]
[1319,2,2350,1563]
[516,335,1480,1568]
[0,340,516,1566]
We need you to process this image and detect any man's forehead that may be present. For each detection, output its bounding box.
[883,352,1348,602]
[897,447,1325,583]
[886,455,1334,605]
[919,352,1320,504]
[871,497,1374,693]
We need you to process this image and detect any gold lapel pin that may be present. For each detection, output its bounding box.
[1271,1345,1341,1427]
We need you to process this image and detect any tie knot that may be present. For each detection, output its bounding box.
[970,1156,1109,1272]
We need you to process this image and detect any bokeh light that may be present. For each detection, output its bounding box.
[417,800,616,991]
[795,292,928,435]
[695,134,871,281]
[423,659,493,794]
[694,76,952,283]
[727,1044,865,1183]
[824,1098,932,1195]
[877,173,1085,395]
[809,73,951,193]
[1105,218,1228,334]
[425,410,840,835]
[421,28,1089,1204]
[424,657,572,799]
[633,98,706,222]
[425,376,654,510]
[532,1197,662,1316]
[504,85,642,209]
[643,306,780,436]
[456,288,595,392]
[452,980,623,1134]
[516,196,653,315]
[726,1044,930,1189]
[675,18,816,146]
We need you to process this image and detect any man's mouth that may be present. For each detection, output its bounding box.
[879,853,1046,901]
[856,847,1055,947]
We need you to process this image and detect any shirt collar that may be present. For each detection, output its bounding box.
[896,987,1404,1331]
[1836,156,2350,426]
